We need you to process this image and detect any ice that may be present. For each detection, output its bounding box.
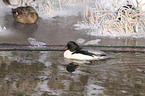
[74,23,92,30]
[0,26,13,36]
[121,90,127,93]
[84,39,101,45]
[0,26,6,32]
[28,37,46,48]
[76,38,85,44]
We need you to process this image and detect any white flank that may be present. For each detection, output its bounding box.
[64,50,106,60]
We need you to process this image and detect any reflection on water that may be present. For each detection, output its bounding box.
[66,63,79,72]
[0,51,145,96]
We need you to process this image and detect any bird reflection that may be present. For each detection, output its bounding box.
[66,63,79,72]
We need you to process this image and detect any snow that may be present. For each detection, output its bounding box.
[28,37,46,48]
[76,38,85,44]
[84,39,101,45]
[0,0,145,38]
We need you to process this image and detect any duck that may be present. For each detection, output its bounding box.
[12,6,38,24]
[63,41,109,60]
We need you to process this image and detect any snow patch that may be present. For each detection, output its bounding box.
[0,26,6,32]
[28,37,46,48]
[77,38,85,44]
[84,39,101,45]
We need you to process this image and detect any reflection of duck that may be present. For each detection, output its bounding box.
[63,41,109,60]
[12,6,38,24]
[66,63,79,72]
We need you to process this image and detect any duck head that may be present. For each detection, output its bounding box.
[12,6,38,24]
[64,41,80,52]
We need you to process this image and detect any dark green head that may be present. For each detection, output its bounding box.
[65,41,80,52]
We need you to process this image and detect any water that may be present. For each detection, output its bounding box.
[0,51,145,96]
[0,0,145,96]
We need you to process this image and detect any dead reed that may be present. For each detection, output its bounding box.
[80,1,145,36]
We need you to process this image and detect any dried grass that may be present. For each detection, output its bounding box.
[80,1,145,36]
[16,0,88,16]
[37,0,55,16]
[10,0,88,16]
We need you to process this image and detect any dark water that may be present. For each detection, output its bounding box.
[0,14,145,96]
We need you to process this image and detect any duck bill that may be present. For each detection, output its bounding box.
[63,46,68,50]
